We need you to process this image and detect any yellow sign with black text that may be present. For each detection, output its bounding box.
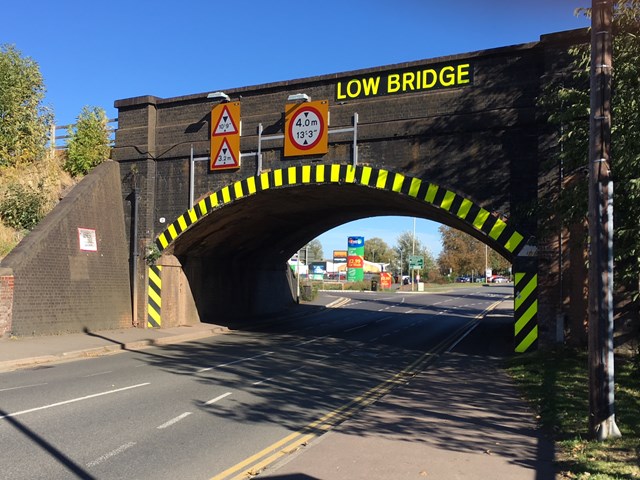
[210,102,241,170]
[284,100,328,157]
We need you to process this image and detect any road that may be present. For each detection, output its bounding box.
[0,286,512,479]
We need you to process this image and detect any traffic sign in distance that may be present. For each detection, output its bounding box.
[409,255,424,269]
[210,102,241,171]
[284,100,328,157]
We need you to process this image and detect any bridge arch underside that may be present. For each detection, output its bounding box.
[156,165,529,324]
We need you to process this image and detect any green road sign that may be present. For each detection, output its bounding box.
[408,255,424,269]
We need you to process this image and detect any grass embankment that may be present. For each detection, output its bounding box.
[0,152,75,259]
[507,347,640,479]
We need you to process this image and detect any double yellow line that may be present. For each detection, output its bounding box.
[210,300,503,480]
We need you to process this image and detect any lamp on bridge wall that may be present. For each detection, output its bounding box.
[286,93,311,102]
[207,91,230,102]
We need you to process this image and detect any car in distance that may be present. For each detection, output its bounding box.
[491,276,509,283]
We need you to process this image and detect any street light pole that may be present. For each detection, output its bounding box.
[588,0,620,441]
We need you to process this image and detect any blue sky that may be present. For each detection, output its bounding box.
[2,1,590,258]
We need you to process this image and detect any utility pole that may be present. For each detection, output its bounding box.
[588,0,620,441]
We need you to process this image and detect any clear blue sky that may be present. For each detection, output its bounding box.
[2,1,590,258]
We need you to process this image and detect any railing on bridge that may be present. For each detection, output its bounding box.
[48,118,118,152]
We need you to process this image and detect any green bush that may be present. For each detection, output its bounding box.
[0,182,45,230]
[64,106,111,177]
[343,281,372,291]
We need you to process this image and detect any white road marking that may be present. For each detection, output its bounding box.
[296,336,328,346]
[198,351,274,373]
[83,371,113,378]
[0,382,48,393]
[0,383,150,420]
[204,392,232,405]
[252,377,273,386]
[344,324,368,333]
[253,366,305,386]
[87,442,136,468]
[157,412,192,429]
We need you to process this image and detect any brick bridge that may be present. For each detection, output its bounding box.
[1,29,588,351]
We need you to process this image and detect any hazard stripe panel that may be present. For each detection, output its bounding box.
[514,272,538,352]
[153,165,529,260]
[147,265,162,328]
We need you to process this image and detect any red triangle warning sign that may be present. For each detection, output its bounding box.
[212,105,239,136]
[212,137,239,168]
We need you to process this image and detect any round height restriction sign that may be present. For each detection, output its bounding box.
[289,106,323,149]
[284,100,328,157]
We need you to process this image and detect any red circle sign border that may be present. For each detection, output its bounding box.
[287,105,325,151]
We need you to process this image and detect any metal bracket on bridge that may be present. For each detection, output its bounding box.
[252,112,359,175]
[188,113,360,206]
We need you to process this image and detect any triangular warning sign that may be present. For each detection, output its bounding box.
[212,138,239,168]
[212,105,239,136]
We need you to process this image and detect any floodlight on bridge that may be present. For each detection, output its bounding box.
[286,93,311,102]
[207,91,230,102]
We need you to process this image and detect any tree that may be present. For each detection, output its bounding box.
[0,44,51,166]
[304,239,323,263]
[364,237,396,266]
[64,106,111,177]
[538,2,640,301]
[393,230,435,278]
[436,226,510,279]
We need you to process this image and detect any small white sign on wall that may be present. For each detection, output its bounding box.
[78,228,97,252]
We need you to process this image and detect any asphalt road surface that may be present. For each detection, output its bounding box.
[0,286,512,479]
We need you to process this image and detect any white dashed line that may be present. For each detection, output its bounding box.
[157,412,192,429]
[204,392,232,405]
[0,383,150,420]
[198,351,274,373]
[0,382,48,393]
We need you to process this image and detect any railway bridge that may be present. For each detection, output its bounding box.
[1,29,589,351]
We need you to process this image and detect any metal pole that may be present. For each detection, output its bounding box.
[588,0,620,441]
[257,123,263,175]
[485,244,488,283]
[412,218,416,291]
[352,112,359,168]
[296,249,300,302]
[189,144,195,208]
[131,186,139,327]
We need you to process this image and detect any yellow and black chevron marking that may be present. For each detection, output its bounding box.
[147,265,162,328]
[154,164,527,257]
[514,272,538,352]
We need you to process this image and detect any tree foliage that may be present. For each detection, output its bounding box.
[364,237,397,265]
[0,182,45,231]
[304,238,323,263]
[64,106,111,177]
[538,1,640,297]
[393,230,435,276]
[0,44,51,166]
[436,226,510,278]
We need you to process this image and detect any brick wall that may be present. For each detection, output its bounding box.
[0,272,14,336]
[0,161,132,336]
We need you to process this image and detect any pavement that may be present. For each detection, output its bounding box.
[0,322,231,373]
[0,295,557,479]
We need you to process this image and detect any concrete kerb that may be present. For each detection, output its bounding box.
[0,325,230,373]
